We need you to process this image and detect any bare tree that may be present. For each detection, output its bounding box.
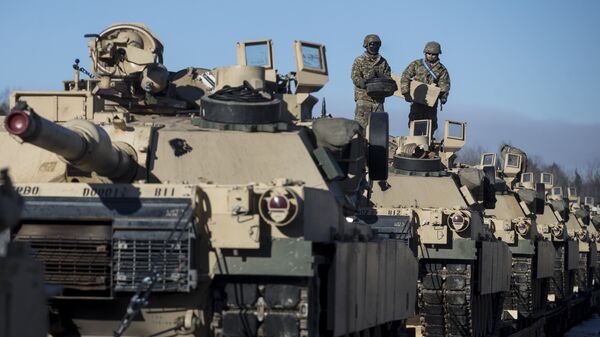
[581,159,600,201]
[457,145,486,166]
[526,154,544,175]
[0,88,9,116]
[544,162,570,188]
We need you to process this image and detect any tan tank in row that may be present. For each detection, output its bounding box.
[0,23,417,337]
[2,21,600,337]
[475,148,555,334]
[360,119,512,337]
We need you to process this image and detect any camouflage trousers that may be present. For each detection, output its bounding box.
[408,103,438,133]
[354,99,384,129]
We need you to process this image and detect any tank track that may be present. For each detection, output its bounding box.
[418,261,502,337]
[505,257,533,316]
[576,252,589,293]
[550,245,568,301]
[503,256,548,324]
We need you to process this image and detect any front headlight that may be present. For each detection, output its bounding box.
[515,220,530,236]
[258,187,301,226]
[551,223,564,238]
[447,211,470,232]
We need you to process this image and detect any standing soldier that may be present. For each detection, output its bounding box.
[351,34,391,129]
[400,41,450,133]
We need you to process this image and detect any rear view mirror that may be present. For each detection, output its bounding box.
[521,172,533,183]
[552,186,563,197]
[520,172,534,189]
[294,40,328,94]
[236,40,274,68]
[409,119,432,144]
[236,39,276,84]
[503,153,522,176]
[443,120,466,154]
[540,172,554,190]
[567,187,578,202]
[481,153,497,167]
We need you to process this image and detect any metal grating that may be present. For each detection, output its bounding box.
[112,231,191,292]
[15,196,196,294]
[15,224,112,291]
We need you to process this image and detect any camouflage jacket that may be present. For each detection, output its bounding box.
[351,53,391,102]
[400,59,450,99]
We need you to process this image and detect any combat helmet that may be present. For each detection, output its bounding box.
[363,34,381,47]
[423,41,442,54]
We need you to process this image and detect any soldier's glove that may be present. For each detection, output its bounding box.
[440,92,448,104]
[356,79,366,89]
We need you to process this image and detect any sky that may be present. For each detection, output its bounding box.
[1,0,599,172]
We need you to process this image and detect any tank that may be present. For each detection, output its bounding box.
[539,183,578,306]
[563,187,596,297]
[359,119,511,337]
[0,24,418,337]
[532,181,591,335]
[475,147,554,334]
[582,197,600,307]
[588,199,600,295]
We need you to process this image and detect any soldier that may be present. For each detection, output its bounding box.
[400,41,450,133]
[351,34,391,129]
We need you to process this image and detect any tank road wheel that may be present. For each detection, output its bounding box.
[502,255,550,332]
[367,112,389,181]
[506,257,533,325]
[365,78,398,98]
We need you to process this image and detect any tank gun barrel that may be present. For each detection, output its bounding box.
[4,103,137,181]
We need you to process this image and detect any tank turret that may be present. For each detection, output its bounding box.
[4,102,137,181]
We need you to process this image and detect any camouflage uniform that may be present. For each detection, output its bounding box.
[351,53,391,128]
[400,59,450,132]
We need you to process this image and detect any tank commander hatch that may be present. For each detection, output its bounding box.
[351,34,391,129]
[400,41,450,133]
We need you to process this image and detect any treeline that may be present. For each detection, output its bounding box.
[458,145,600,202]
[0,90,8,115]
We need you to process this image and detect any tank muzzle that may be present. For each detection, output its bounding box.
[4,110,31,136]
